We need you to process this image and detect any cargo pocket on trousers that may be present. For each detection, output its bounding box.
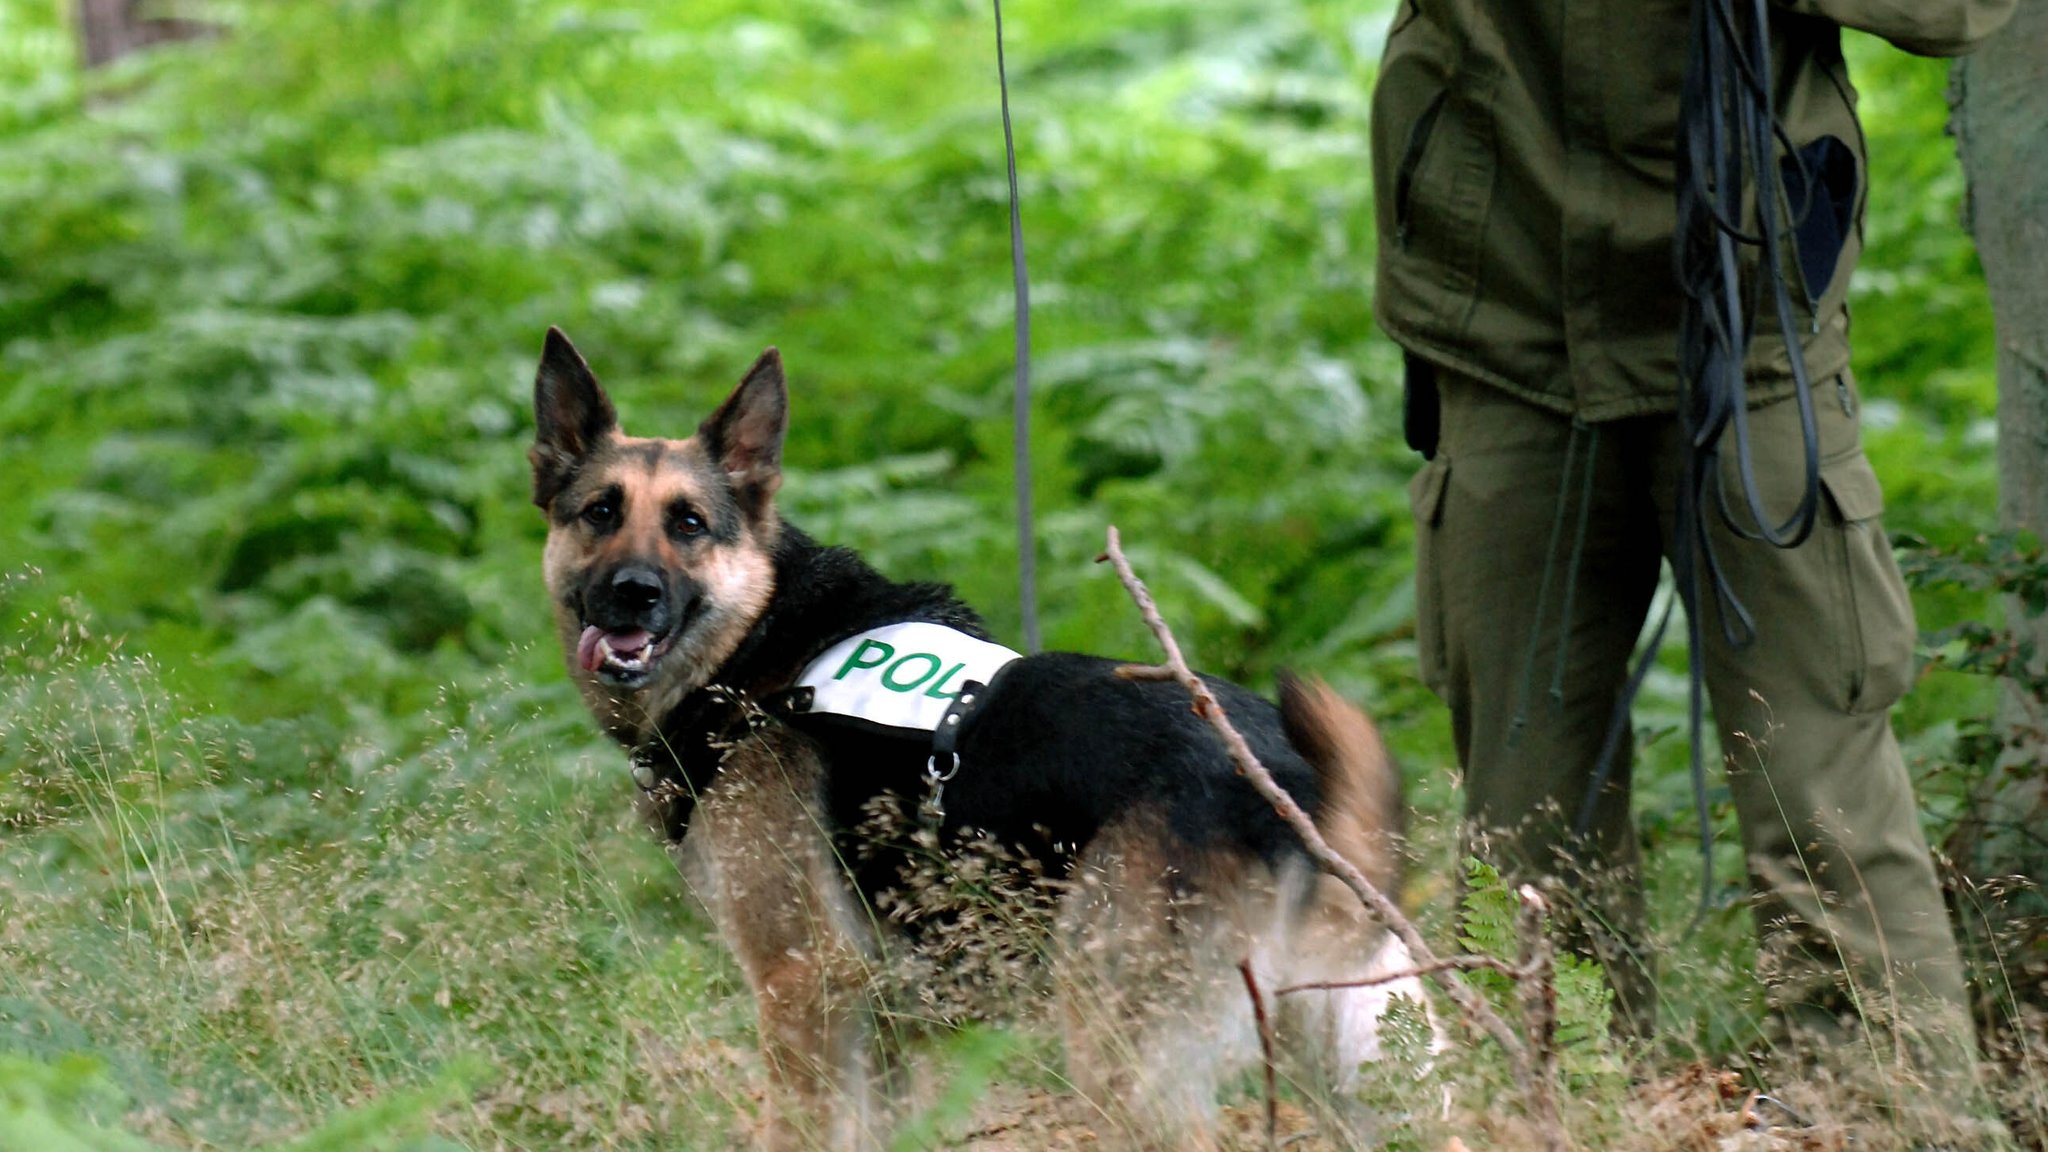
[1409,455,1452,697]
[1819,451,1915,715]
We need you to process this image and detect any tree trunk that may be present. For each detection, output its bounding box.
[1947,0,2048,1091]
[76,0,210,69]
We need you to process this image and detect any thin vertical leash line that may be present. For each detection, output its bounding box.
[992,0,1039,654]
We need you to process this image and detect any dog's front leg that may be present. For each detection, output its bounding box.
[684,732,879,1152]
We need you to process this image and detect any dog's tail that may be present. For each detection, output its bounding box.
[1277,671,1404,898]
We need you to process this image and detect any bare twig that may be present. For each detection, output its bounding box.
[1274,954,1526,996]
[1098,526,1566,1152]
[1239,959,1279,1151]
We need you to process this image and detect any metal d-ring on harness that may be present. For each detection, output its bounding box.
[1569,0,1832,916]
[920,682,985,826]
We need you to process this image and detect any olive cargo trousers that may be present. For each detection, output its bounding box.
[1409,370,1972,1047]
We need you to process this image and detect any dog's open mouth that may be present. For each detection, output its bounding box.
[577,625,675,687]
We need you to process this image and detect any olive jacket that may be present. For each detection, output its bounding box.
[1370,0,2015,421]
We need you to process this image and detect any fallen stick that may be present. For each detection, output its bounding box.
[1274,953,1526,997]
[1098,526,1565,1152]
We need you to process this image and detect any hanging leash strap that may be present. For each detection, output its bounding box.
[991,0,1039,654]
[1675,0,1825,562]
[1577,0,1835,918]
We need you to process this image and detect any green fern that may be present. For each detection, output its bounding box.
[1456,859,1631,1098]
[1457,858,1520,954]
[1456,858,1521,1003]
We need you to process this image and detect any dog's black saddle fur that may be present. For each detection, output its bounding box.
[636,524,1325,894]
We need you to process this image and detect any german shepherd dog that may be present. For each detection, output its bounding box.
[530,328,1426,1150]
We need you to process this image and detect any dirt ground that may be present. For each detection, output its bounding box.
[943,1063,1851,1152]
[944,1042,2048,1150]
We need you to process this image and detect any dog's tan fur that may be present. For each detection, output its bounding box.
[663,728,882,1150]
[1283,674,1404,899]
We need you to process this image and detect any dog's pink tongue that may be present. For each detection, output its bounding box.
[578,626,655,672]
[577,626,605,672]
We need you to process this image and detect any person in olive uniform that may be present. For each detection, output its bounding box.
[1371,0,2012,1080]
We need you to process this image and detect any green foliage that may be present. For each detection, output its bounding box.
[1344,992,1447,1152]
[1457,860,1627,1099]
[0,1054,158,1152]
[0,1052,475,1152]
[1903,531,2048,652]
[1455,858,1521,979]
[0,0,1413,725]
[1897,531,2048,928]
[885,1026,1019,1152]
[1900,529,2048,810]
[270,1061,482,1152]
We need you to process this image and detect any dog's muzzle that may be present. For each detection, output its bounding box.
[577,566,694,687]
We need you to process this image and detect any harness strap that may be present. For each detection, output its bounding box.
[931,680,982,762]
[921,680,988,825]
[763,670,998,826]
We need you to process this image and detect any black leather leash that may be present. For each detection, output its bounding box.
[1577,0,1835,917]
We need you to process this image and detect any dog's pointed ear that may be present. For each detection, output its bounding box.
[698,348,788,509]
[530,327,618,510]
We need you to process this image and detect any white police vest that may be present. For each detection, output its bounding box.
[792,622,1021,737]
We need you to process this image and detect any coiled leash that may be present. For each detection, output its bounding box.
[1571,0,1837,916]
[992,0,1040,655]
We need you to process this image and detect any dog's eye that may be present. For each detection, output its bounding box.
[582,498,617,528]
[672,509,707,538]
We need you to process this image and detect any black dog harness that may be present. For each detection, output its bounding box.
[759,623,1019,823]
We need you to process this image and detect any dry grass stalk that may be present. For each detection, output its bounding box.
[1097,525,1567,1152]
[1515,884,1564,1140]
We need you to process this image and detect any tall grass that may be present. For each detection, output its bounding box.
[7,585,2042,1149]
[1,592,761,1148]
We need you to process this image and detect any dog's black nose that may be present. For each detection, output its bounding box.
[609,567,664,611]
